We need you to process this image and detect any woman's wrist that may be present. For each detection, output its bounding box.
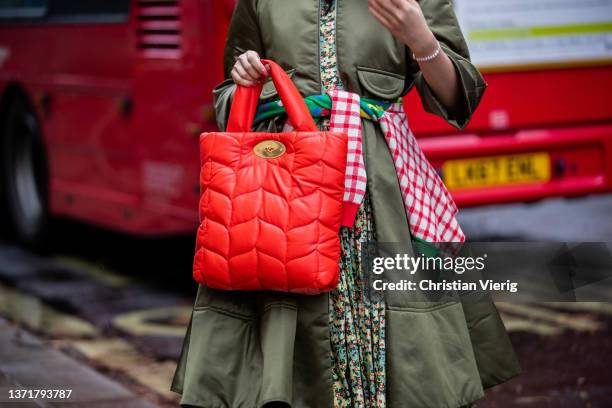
[409,31,439,61]
[413,40,441,62]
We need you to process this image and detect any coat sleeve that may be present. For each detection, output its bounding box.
[212,0,265,131]
[408,0,487,130]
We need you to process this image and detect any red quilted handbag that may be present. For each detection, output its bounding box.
[193,60,348,294]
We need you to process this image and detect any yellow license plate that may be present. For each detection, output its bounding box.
[443,152,551,190]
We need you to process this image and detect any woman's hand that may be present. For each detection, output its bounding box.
[368,0,463,117]
[231,50,269,87]
[367,0,437,58]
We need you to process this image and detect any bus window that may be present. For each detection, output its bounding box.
[47,0,130,17]
[46,0,131,23]
[0,0,47,18]
[0,0,131,23]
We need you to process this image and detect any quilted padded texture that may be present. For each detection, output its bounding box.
[193,130,347,294]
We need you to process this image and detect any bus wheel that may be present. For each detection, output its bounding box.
[1,95,50,249]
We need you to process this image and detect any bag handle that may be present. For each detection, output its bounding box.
[226,59,318,132]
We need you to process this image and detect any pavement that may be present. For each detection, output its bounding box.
[0,193,611,407]
[0,317,160,408]
[458,194,612,242]
[0,245,186,407]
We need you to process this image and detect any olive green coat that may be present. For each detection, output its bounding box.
[171,1,521,407]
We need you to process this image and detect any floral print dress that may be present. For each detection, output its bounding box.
[319,1,386,407]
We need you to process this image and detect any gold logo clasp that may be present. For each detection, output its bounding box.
[253,140,286,159]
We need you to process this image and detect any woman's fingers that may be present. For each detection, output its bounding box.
[368,2,393,31]
[237,54,261,81]
[368,0,401,27]
[389,0,412,10]
[369,0,430,50]
[232,50,267,86]
[389,0,420,19]
[245,51,268,76]
[231,65,258,87]
[231,72,257,87]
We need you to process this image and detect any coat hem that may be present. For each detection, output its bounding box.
[171,386,292,408]
[387,389,484,408]
[259,397,291,408]
[483,366,522,390]
[435,389,485,408]
[170,383,182,396]
[175,397,255,408]
[454,390,485,408]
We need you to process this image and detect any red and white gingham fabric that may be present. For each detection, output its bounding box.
[379,101,465,243]
[328,90,366,226]
[283,91,465,244]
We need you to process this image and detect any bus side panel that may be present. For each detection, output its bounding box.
[420,124,612,207]
[0,21,141,231]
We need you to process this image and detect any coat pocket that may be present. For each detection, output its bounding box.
[385,302,485,408]
[180,307,261,407]
[356,65,406,100]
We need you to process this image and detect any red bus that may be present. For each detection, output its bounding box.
[0,0,234,244]
[411,0,612,208]
[1,0,611,245]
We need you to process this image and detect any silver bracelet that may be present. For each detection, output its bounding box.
[412,41,442,62]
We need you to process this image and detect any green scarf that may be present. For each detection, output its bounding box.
[254,94,396,125]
